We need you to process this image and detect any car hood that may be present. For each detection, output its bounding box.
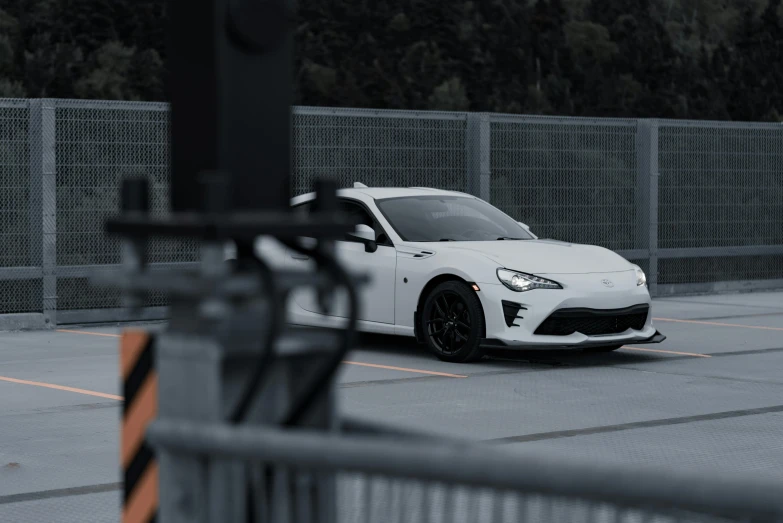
[432,239,633,275]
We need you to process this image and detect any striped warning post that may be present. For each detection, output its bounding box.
[120,329,158,523]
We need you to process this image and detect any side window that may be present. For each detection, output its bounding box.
[339,200,392,246]
[340,201,373,228]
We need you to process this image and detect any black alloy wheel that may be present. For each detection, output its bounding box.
[421,281,485,363]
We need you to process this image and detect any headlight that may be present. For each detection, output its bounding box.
[496,268,562,292]
[633,265,647,287]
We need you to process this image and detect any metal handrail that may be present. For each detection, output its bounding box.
[148,419,783,521]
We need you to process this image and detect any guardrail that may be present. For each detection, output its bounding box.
[146,418,783,523]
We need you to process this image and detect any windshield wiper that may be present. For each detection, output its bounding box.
[439,238,457,242]
[496,237,527,240]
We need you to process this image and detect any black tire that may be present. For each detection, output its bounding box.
[420,281,485,363]
[582,344,623,353]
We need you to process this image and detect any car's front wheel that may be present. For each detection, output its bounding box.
[420,281,485,363]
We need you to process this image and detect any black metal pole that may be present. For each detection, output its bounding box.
[96,2,360,521]
[166,0,295,213]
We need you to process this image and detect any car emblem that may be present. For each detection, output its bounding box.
[601,279,614,288]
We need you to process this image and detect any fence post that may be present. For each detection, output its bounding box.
[635,119,659,297]
[28,99,57,327]
[466,112,491,201]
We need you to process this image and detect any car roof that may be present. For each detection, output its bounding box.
[291,186,474,205]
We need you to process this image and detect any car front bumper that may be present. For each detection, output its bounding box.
[480,329,667,350]
[474,271,664,350]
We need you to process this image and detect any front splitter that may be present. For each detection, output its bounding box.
[480,330,667,350]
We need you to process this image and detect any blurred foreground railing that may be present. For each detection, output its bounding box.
[148,418,783,523]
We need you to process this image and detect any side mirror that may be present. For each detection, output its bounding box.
[352,224,376,242]
[348,224,378,253]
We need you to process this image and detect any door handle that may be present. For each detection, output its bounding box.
[291,254,309,260]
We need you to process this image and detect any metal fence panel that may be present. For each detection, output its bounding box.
[3,99,783,322]
[292,107,469,195]
[53,100,198,312]
[657,121,783,285]
[488,115,642,253]
[0,99,40,315]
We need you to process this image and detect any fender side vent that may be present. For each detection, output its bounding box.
[501,300,527,328]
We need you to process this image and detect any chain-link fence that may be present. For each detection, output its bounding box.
[0,99,40,318]
[292,107,469,195]
[487,115,654,278]
[1,99,783,326]
[53,101,199,323]
[489,115,641,252]
[657,121,783,289]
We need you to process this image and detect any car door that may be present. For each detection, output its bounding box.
[286,198,397,324]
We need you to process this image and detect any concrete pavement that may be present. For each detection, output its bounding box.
[2,291,783,521]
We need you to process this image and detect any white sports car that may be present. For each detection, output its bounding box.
[234,183,666,363]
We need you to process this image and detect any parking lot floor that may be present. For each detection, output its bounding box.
[2,291,783,521]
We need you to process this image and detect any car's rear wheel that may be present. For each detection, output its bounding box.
[420,281,485,363]
[583,344,624,353]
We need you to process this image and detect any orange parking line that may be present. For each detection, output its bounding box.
[0,362,462,404]
[654,317,783,332]
[57,329,121,338]
[621,346,711,358]
[343,361,468,378]
[0,376,122,400]
[57,329,469,379]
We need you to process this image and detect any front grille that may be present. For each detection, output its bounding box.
[534,304,649,336]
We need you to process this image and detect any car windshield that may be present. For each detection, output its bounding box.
[375,195,535,242]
